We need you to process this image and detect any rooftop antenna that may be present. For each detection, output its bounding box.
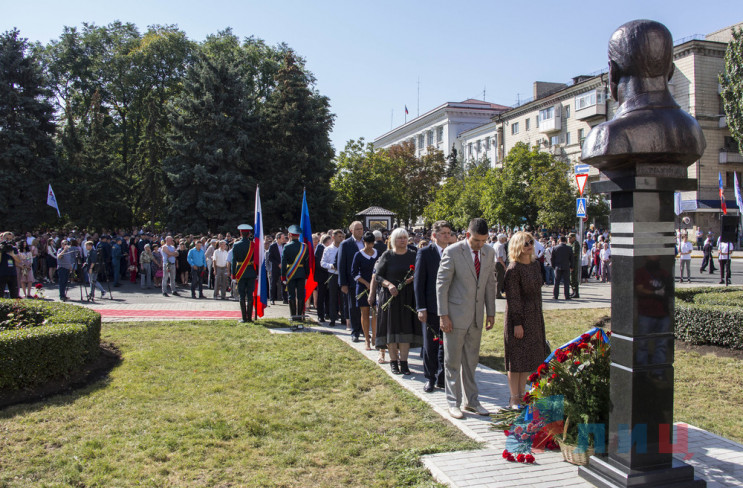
[483,85,486,101]
[390,109,393,130]
[417,77,420,117]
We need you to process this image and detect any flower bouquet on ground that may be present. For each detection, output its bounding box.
[493,327,611,464]
[33,283,46,300]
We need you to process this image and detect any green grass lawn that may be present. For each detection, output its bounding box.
[479,308,743,444]
[0,320,478,488]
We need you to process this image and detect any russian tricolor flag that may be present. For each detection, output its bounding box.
[300,190,316,300]
[253,186,268,317]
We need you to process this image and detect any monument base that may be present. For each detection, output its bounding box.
[579,455,706,488]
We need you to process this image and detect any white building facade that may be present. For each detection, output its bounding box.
[373,99,509,158]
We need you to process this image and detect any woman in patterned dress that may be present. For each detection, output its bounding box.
[503,231,550,409]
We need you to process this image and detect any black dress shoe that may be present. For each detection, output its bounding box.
[399,360,411,375]
[390,360,400,375]
[572,294,580,299]
[423,380,435,393]
[352,336,360,343]
[436,380,445,389]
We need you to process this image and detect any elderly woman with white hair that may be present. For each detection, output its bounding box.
[369,227,421,375]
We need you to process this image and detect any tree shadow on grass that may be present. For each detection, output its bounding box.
[0,342,122,413]
[479,354,505,372]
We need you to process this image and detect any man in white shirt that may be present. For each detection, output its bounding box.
[717,238,734,286]
[678,233,693,283]
[321,229,344,326]
[161,236,180,296]
[212,240,230,299]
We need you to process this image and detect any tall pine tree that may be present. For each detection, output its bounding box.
[258,51,337,230]
[0,29,57,229]
[165,35,258,233]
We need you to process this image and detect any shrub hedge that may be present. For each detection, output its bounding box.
[0,299,101,390]
[674,287,743,350]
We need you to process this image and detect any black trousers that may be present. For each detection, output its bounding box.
[554,268,570,299]
[421,314,445,384]
[700,253,716,272]
[287,278,306,316]
[316,280,328,320]
[269,265,282,301]
[495,262,506,296]
[345,288,362,338]
[720,259,731,282]
[327,275,340,323]
[0,274,19,299]
[191,267,204,296]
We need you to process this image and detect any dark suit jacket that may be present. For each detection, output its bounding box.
[373,241,387,256]
[314,244,328,284]
[337,237,361,287]
[551,243,574,271]
[267,242,281,272]
[414,244,441,316]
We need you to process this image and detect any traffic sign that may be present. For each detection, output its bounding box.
[574,164,590,174]
[576,198,587,218]
[575,174,588,196]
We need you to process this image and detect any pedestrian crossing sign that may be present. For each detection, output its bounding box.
[576,198,587,218]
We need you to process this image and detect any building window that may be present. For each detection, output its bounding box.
[566,132,571,145]
[418,134,424,149]
[539,106,555,122]
[726,171,742,188]
[527,118,532,131]
[574,89,605,111]
[551,135,560,146]
[485,137,490,151]
[437,126,444,143]
[468,143,473,158]
[427,130,433,146]
[511,122,519,135]
[578,128,585,147]
[724,136,739,152]
[476,140,481,152]
[565,105,570,118]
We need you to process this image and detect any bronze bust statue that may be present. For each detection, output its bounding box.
[581,20,706,172]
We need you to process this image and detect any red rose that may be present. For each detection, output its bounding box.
[504,430,510,437]
[580,333,591,342]
[409,265,415,270]
[507,454,515,462]
[537,363,548,375]
[527,373,539,383]
[35,283,43,289]
[525,454,535,463]
[502,449,510,459]
[522,393,531,403]
[574,360,581,366]
[550,373,557,380]
[516,453,526,463]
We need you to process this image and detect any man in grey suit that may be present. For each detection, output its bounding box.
[436,218,496,419]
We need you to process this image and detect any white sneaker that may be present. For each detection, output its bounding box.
[448,406,464,419]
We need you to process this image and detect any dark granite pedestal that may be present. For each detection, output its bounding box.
[578,176,705,488]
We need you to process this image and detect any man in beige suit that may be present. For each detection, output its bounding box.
[436,218,496,419]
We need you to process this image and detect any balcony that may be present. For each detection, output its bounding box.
[574,89,607,121]
[719,150,743,164]
[538,105,561,133]
[575,102,606,121]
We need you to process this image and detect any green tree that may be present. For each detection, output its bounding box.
[423,164,488,229]
[331,139,401,224]
[257,51,336,230]
[387,142,446,227]
[0,29,57,229]
[165,35,258,233]
[720,27,743,154]
[481,142,574,229]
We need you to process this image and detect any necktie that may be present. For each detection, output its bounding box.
[474,251,480,279]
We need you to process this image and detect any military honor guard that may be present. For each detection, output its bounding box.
[281,225,310,321]
[231,224,257,323]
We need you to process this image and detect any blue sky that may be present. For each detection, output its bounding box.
[3,0,742,153]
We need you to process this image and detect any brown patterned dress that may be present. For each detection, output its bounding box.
[504,260,549,372]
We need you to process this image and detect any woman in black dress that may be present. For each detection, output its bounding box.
[369,228,421,375]
[504,231,549,409]
[351,231,379,350]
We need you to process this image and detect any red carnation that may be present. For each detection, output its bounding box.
[525,454,535,463]
[580,333,591,342]
[522,392,531,403]
[35,283,43,289]
[607,331,612,336]
[409,265,415,270]
[574,360,581,366]
[516,453,526,463]
[502,449,510,459]
[507,454,515,462]
[550,373,557,380]
[537,363,548,375]
[504,430,510,437]
[527,373,539,383]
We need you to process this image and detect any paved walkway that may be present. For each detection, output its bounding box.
[287,324,743,488]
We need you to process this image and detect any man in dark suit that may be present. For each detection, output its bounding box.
[267,232,287,305]
[281,225,310,320]
[338,221,364,342]
[415,220,452,393]
[373,230,387,256]
[314,234,330,322]
[551,235,574,300]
